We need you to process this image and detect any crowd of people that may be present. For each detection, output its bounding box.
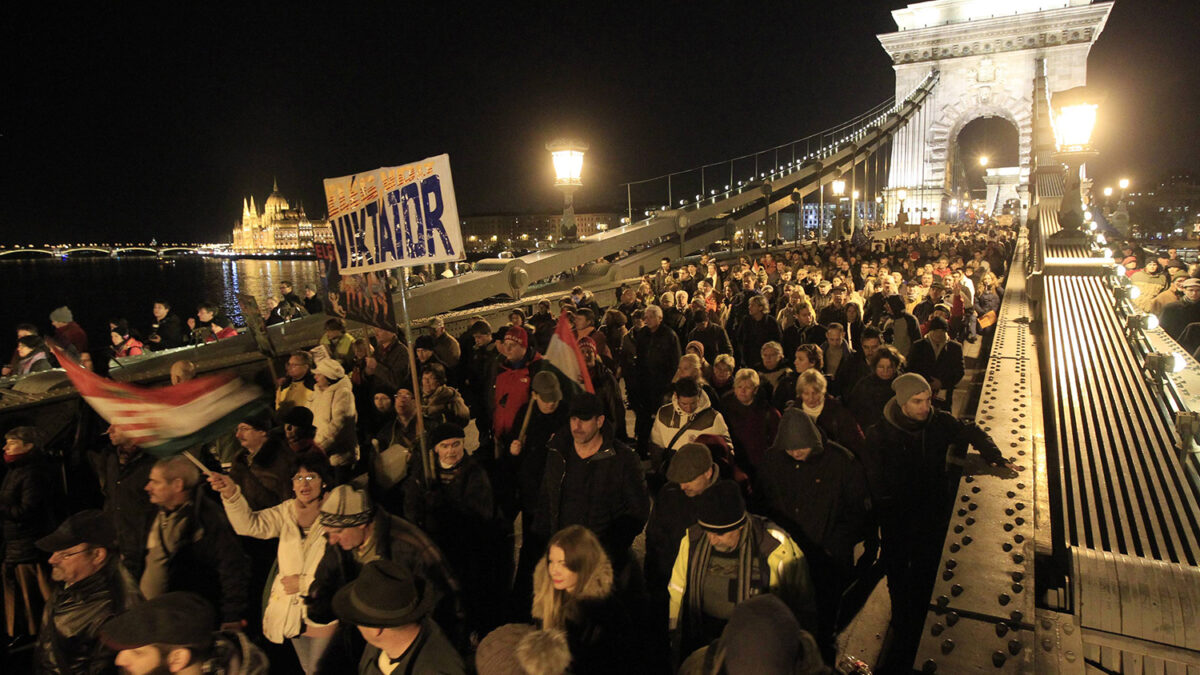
[1,225,1021,674]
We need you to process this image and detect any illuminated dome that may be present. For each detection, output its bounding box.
[263,177,290,217]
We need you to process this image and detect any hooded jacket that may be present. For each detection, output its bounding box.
[650,391,732,457]
[490,348,545,441]
[311,376,357,465]
[758,410,870,567]
[0,450,58,563]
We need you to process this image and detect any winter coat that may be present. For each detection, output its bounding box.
[532,429,650,560]
[432,332,462,369]
[650,391,732,463]
[906,338,965,395]
[490,349,545,442]
[644,483,702,587]
[755,364,792,402]
[884,311,922,357]
[719,393,781,470]
[311,376,358,466]
[1160,299,1200,340]
[759,438,870,567]
[372,339,411,393]
[793,396,865,457]
[356,620,465,675]
[587,362,625,434]
[227,437,294,511]
[668,515,816,652]
[139,493,252,623]
[781,322,826,365]
[844,374,897,430]
[861,399,1004,560]
[88,447,156,578]
[275,372,316,412]
[0,451,58,563]
[735,315,782,368]
[532,551,633,675]
[631,325,681,411]
[35,560,142,675]
[818,341,856,398]
[421,384,470,429]
[147,312,184,351]
[221,490,327,643]
[687,323,733,361]
[17,350,53,374]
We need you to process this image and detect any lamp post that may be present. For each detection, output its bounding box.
[1050,87,1102,240]
[831,178,846,239]
[897,187,908,231]
[875,195,882,229]
[546,139,588,243]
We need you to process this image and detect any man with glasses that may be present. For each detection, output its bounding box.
[34,510,141,674]
[276,351,316,414]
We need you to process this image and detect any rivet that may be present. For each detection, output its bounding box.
[951,584,963,596]
[1063,623,1074,635]
[950,543,961,553]
[937,595,950,607]
[954,525,964,534]
[931,622,945,636]
[1003,543,1013,552]
[943,570,954,581]
[1004,523,1014,531]
[1016,503,1026,510]
[1013,582,1024,594]
[972,486,981,494]
[947,611,960,626]
[1014,534,1025,543]
[1040,618,1051,630]
[1041,638,1053,651]
[922,659,938,673]
[961,495,971,503]
[958,508,968,516]
[1013,553,1025,563]
[1016,517,1025,525]
[992,651,1007,667]
[941,639,955,654]
[1012,572,1025,582]
[969,503,978,511]
[1008,639,1022,656]
[1011,610,1024,622]
[946,559,957,569]
[966,517,976,526]
[962,535,973,545]
[995,623,1009,637]
[1065,650,1076,662]
[999,593,1011,605]
[1005,508,1015,516]
[1007,491,1016,498]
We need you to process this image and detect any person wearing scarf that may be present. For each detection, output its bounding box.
[667,480,816,664]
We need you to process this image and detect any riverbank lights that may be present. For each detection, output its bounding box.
[546,138,589,242]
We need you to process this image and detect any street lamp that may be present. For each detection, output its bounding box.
[1050,86,1102,239]
[831,179,846,239]
[546,138,588,242]
[979,156,989,167]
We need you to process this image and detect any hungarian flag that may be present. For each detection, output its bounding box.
[543,311,594,394]
[51,345,265,456]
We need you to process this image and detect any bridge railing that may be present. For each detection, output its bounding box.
[618,71,938,221]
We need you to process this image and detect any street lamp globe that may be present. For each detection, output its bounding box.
[546,138,589,242]
[1103,187,1113,197]
[1119,178,1130,190]
[1050,86,1103,238]
[979,155,989,167]
[831,179,846,197]
[896,188,908,202]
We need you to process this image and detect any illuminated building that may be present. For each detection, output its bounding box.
[232,179,333,251]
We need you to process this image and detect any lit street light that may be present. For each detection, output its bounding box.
[979,155,989,167]
[546,138,588,242]
[1050,86,1102,239]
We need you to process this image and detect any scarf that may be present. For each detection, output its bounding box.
[685,523,763,629]
[801,400,824,421]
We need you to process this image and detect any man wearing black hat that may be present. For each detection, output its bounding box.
[229,414,294,511]
[35,510,141,674]
[667,480,815,660]
[911,277,945,325]
[531,392,649,571]
[283,405,321,455]
[102,591,267,675]
[403,424,506,633]
[333,559,465,674]
[905,315,964,411]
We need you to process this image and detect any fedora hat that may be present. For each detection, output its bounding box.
[332,560,438,628]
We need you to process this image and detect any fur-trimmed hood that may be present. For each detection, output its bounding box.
[531,552,614,621]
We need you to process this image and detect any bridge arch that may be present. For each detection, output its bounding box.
[0,249,55,257]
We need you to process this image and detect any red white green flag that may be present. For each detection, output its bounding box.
[543,311,594,394]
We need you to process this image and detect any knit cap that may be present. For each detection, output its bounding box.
[50,306,73,323]
[892,372,932,404]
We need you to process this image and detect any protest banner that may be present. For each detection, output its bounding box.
[323,154,464,274]
[314,242,399,333]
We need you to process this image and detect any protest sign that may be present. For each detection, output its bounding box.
[314,242,399,333]
[323,154,464,274]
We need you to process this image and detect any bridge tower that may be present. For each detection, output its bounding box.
[877,0,1112,225]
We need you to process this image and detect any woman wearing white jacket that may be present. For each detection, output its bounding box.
[311,357,358,471]
[208,452,332,675]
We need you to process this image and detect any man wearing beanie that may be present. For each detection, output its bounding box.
[668,480,815,661]
[402,423,507,633]
[861,371,1012,670]
[49,305,90,364]
[758,408,869,654]
[906,315,964,411]
[491,325,545,457]
[678,594,830,675]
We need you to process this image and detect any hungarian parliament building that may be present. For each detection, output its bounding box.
[231,180,333,251]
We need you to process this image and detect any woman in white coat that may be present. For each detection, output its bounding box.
[310,356,358,474]
[208,451,333,675]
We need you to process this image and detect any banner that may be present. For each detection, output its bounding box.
[315,242,400,333]
[323,154,464,274]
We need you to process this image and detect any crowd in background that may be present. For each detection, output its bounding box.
[1,224,1023,674]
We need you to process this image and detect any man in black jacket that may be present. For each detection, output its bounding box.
[35,510,141,675]
[531,393,650,572]
[735,296,781,369]
[146,300,184,351]
[860,373,1013,670]
[905,316,965,411]
[631,305,681,458]
[89,426,156,579]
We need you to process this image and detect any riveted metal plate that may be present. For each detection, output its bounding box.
[915,610,1035,674]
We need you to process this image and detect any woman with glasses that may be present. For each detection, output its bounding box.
[207,452,333,674]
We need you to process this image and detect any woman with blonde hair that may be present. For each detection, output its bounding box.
[673,353,719,406]
[532,526,632,674]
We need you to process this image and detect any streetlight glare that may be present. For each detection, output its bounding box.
[979,155,989,167]
[896,188,908,201]
[549,150,585,185]
[1053,103,1098,151]
[1103,187,1113,197]
[1119,178,1130,190]
[831,179,846,197]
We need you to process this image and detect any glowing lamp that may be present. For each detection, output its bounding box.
[1119,178,1130,190]
[831,179,846,197]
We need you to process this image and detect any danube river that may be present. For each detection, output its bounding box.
[0,256,325,354]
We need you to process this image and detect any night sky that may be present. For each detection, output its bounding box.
[4,1,1197,245]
